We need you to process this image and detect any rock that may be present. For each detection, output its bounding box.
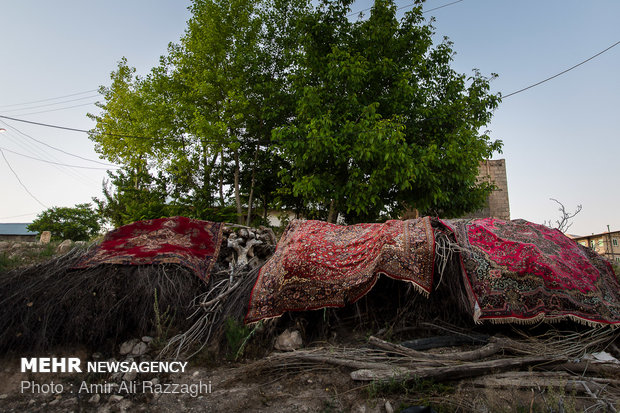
[385,401,394,413]
[141,336,154,344]
[56,239,73,254]
[150,378,159,386]
[92,352,103,360]
[109,394,124,403]
[131,341,149,356]
[89,394,101,404]
[49,398,60,406]
[74,240,87,249]
[274,329,303,351]
[351,402,381,413]
[0,394,7,400]
[118,399,133,412]
[96,404,111,413]
[39,231,51,244]
[123,371,137,381]
[119,339,140,355]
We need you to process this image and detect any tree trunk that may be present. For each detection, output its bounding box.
[245,146,259,226]
[327,199,338,223]
[233,148,243,225]
[219,149,225,207]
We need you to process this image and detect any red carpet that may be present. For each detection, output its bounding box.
[443,218,620,326]
[246,218,435,323]
[74,216,224,283]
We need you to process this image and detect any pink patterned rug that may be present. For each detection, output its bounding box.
[442,218,620,326]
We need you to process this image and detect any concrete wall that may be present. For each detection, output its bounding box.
[462,159,511,221]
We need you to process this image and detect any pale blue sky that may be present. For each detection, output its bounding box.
[1,0,618,236]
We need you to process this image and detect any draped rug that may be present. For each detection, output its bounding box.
[74,216,224,283]
[245,218,435,323]
[442,218,620,326]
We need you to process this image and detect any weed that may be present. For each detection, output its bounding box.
[0,252,19,272]
[544,382,577,413]
[224,317,252,360]
[153,288,175,348]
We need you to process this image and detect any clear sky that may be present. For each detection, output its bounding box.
[1,0,618,236]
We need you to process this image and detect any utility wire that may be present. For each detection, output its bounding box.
[0,120,119,167]
[0,146,119,170]
[0,148,48,208]
[416,0,464,13]
[348,0,463,17]
[503,41,620,98]
[0,114,221,144]
[11,102,96,117]
[1,95,99,113]
[1,123,107,187]
[1,40,617,139]
[0,212,39,220]
[0,89,98,108]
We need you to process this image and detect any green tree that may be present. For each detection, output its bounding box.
[27,203,101,241]
[89,0,502,227]
[275,0,502,223]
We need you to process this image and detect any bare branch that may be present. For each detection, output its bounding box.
[545,198,582,233]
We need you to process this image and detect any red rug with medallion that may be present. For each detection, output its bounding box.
[442,218,620,326]
[74,216,224,283]
[245,218,435,323]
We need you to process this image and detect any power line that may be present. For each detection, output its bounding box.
[0,148,48,208]
[417,0,464,13]
[0,212,39,220]
[1,39,616,140]
[0,89,98,108]
[0,120,119,167]
[0,114,103,134]
[503,41,620,98]
[348,0,464,17]
[1,122,107,188]
[1,94,99,113]
[11,101,97,117]
[0,146,119,170]
[0,114,222,144]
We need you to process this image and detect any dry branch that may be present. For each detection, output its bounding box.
[467,371,620,392]
[368,336,529,362]
[350,355,566,382]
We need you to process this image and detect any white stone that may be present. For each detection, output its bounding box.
[56,239,73,254]
[123,371,137,381]
[274,329,303,351]
[39,231,51,244]
[109,395,124,403]
[119,339,140,355]
[131,341,148,356]
[89,394,101,404]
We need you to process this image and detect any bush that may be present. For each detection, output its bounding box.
[27,203,101,241]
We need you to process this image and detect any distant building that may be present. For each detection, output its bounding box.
[462,159,511,221]
[0,223,38,242]
[572,230,620,264]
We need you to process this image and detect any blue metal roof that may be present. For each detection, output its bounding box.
[0,223,38,236]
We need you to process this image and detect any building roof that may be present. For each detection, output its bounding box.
[572,230,620,241]
[0,223,38,236]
